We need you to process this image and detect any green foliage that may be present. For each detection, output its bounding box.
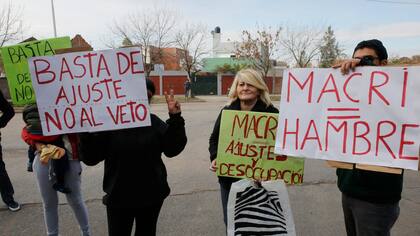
[216,63,250,74]
[121,37,133,46]
[319,26,343,68]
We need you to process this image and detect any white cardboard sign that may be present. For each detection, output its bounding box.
[275,67,420,170]
[228,179,296,236]
[28,47,151,135]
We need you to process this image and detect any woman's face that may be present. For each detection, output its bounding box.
[236,80,259,102]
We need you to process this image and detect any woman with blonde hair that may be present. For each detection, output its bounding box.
[208,68,278,227]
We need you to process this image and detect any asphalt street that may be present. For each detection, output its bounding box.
[0,96,419,236]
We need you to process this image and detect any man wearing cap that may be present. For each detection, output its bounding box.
[333,39,403,236]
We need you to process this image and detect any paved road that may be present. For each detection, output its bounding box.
[0,97,419,235]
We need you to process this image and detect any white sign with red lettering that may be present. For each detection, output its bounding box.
[28,47,151,135]
[274,67,420,170]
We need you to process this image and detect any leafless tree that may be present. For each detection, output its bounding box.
[109,7,177,78]
[280,26,322,68]
[235,26,281,78]
[0,2,24,47]
[173,23,209,81]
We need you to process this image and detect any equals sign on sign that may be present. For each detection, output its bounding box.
[327,108,360,120]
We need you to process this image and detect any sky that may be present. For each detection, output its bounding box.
[3,0,420,61]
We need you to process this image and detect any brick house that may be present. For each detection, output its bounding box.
[149,46,191,71]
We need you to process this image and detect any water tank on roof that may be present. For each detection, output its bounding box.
[215,26,221,33]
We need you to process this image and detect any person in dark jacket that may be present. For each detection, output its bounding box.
[79,79,187,236]
[0,90,20,212]
[208,68,278,226]
[333,39,402,236]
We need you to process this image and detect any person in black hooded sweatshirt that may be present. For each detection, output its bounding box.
[79,79,187,236]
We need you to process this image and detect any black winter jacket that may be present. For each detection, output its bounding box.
[209,99,278,185]
[79,113,187,208]
[337,168,403,204]
[0,91,14,129]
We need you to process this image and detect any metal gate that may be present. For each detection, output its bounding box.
[192,75,217,95]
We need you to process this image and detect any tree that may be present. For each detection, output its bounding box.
[110,7,177,78]
[215,63,249,74]
[121,37,133,47]
[235,26,281,78]
[319,26,343,68]
[173,23,208,81]
[0,3,23,47]
[280,26,322,68]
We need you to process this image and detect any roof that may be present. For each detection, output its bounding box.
[20,37,38,43]
[202,57,252,72]
[71,34,93,50]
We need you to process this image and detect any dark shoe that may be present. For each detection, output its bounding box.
[27,161,33,172]
[7,201,21,212]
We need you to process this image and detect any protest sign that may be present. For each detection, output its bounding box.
[28,47,151,135]
[227,179,296,236]
[217,110,304,184]
[275,67,420,170]
[0,37,71,105]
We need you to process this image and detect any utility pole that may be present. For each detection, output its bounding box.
[51,0,57,37]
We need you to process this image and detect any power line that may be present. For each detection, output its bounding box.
[367,0,420,5]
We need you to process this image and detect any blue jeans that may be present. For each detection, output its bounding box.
[342,193,400,236]
[33,156,90,236]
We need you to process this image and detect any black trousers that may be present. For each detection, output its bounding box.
[219,181,232,226]
[342,193,400,236]
[0,142,15,205]
[106,200,164,236]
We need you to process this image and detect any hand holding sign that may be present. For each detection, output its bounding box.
[209,159,217,172]
[164,89,181,114]
[332,58,361,75]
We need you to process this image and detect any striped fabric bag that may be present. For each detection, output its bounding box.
[227,179,296,236]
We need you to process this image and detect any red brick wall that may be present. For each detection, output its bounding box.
[150,74,280,96]
[149,76,160,95]
[148,75,188,95]
[221,75,234,95]
[264,77,273,93]
[163,75,188,95]
[273,76,282,94]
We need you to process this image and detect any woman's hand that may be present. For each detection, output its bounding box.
[209,159,217,172]
[164,89,181,114]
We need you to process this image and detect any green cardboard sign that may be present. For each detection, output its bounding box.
[1,36,71,105]
[216,110,305,184]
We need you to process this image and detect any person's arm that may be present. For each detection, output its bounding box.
[78,132,109,166]
[21,127,60,146]
[0,91,14,128]
[159,113,187,157]
[160,89,187,157]
[209,110,223,162]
